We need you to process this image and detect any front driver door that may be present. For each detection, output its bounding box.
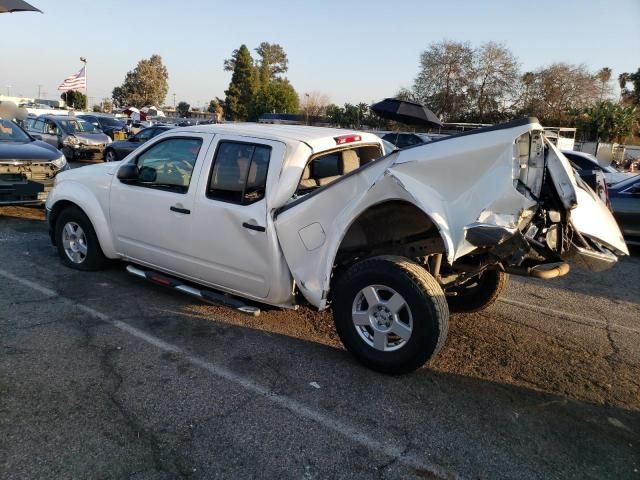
[109,134,211,274]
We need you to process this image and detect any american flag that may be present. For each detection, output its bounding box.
[57,67,86,92]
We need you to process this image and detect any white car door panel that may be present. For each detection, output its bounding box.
[109,134,211,273]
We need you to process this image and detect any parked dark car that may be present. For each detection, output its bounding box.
[381,132,427,149]
[77,114,126,140]
[609,174,640,245]
[0,118,69,205]
[103,125,173,162]
[26,115,112,161]
[562,150,634,186]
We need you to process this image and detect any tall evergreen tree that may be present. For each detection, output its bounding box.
[224,45,257,121]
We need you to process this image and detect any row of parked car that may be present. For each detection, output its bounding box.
[1,113,638,246]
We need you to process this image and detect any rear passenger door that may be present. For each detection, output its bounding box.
[187,136,285,299]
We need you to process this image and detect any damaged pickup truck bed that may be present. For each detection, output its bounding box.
[45,118,628,373]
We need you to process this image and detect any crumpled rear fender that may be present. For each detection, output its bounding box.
[46,180,118,258]
[274,157,456,309]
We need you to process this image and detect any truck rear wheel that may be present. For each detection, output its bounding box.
[55,206,106,271]
[446,270,509,313]
[333,255,449,374]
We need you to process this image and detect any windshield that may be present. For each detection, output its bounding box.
[0,119,32,143]
[99,116,125,127]
[59,118,101,134]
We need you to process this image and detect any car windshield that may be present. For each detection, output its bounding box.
[59,118,101,134]
[99,116,125,127]
[0,119,32,143]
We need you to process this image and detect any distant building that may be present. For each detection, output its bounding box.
[258,113,304,125]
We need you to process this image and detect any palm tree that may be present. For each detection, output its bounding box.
[596,67,612,101]
[618,72,631,102]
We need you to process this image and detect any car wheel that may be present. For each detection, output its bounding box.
[61,146,74,161]
[55,206,107,271]
[446,270,509,313]
[104,149,117,162]
[333,255,449,374]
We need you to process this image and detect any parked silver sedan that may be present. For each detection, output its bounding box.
[27,115,111,161]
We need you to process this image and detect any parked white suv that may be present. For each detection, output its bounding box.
[45,119,628,373]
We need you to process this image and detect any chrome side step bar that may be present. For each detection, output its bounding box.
[126,265,260,316]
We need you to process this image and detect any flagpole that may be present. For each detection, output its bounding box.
[80,57,87,111]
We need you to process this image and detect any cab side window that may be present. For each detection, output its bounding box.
[207,141,271,204]
[134,137,202,193]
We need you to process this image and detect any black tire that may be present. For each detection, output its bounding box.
[104,148,117,162]
[333,255,449,374]
[55,206,107,271]
[60,146,74,161]
[446,270,509,313]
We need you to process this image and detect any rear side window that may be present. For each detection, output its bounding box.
[312,153,340,178]
[207,141,271,204]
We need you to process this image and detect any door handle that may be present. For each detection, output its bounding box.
[242,222,265,232]
[170,206,190,214]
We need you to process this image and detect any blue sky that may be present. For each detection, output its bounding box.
[2,0,639,108]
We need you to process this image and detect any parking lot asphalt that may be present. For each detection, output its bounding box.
[1,197,639,479]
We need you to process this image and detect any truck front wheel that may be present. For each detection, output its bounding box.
[55,206,107,271]
[333,255,449,374]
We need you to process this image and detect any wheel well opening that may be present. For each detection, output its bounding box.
[334,201,446,272]
[49,200,79,244]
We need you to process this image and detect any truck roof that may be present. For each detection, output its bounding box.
[170,123,382,153]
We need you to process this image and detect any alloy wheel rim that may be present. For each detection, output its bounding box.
[351,284,413,352]
[62,222,88,264]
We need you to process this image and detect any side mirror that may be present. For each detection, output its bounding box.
[116,163,139,182]
[629,185,640,195]
[32,134,42,140]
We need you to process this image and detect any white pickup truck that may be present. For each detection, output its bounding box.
[45,119,628,373]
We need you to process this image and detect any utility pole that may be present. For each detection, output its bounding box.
[37,84,42,100]
[172,93,176,108]
[5,85,10,96]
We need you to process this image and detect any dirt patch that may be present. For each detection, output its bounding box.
[0,206,46,221]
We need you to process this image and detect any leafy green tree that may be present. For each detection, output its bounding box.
[251,79,299,119]
[60,90,87,110]
[101,98,113,113]
[573,101,638,143]
[326,104,345,126]
[619,68,640,105]
[111,55,169,108]
[207,98,225,122]
[520,72,536,114]
[176,101,190,117]
[255,42,289,86]
[224,45,257,121]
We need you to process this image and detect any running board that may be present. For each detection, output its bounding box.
[126,265,260,316]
